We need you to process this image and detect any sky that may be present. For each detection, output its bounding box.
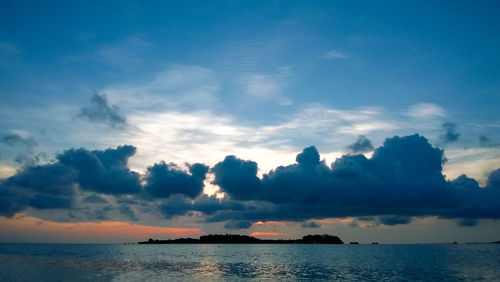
[1,0,500,244]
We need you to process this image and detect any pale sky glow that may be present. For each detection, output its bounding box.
[1,1,500,243]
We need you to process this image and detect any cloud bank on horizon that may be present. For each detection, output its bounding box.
[1,133,499,229]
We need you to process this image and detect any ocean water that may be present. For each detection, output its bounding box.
[0,243,499,281]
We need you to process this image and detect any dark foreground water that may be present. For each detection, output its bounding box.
[0,243,499,281]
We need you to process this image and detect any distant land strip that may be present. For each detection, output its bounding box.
[138,234,344,244]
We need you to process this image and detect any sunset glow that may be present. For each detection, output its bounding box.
[0,215,203,243]
[251,232,285,236]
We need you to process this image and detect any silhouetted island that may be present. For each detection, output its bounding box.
[138,234,343,244]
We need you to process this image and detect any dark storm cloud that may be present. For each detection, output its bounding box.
[74,147,138,193]
[144,162,208,199]
[0,184,30,217]
[0,142,213,219]
[158,195,247,219]
[208,134,500,225]
[0,163,76,217]
[440,122,460,144]
[2,133,500,228]
[57,145,141,194]
[6,163,76,196]
[78,93,126,128]
[237,134,447,209]
[487,169,500,188]
[29,194,72,209]
[212,156,263,201]
[346,135,374,154]
[14,152,48,167]
[0,145,141,217]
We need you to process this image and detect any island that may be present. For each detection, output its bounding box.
[138,234,343,244]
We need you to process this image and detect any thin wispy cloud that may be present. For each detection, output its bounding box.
[88,103,403,174]
[479,135,499,148]
[266,105,399,139]
[97,36,153,66]
[318,50,348,60]
[406,103,446,119]
[0,131,46,167]
[103,65,219,110]
[240,66,292,105]
[219,39,268,75]
[0,132,36,148]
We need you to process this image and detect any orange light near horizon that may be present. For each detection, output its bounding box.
[251,232,284,236]
[315,217,355,224]
[254,221,289,226]
[0,215,203,243]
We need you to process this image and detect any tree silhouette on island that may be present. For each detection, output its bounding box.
[138,234,343,244]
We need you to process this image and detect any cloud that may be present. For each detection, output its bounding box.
[406,103,446,118]
[208,134,500,224]
[240,67,292,105]
[144,162,208,199]
[318,50,348,60]
[103,65,219,111]
[212,156,263,201]
[0,165,16,179]
[0,145,142,217]
[158,194,248,219]
[118,204,137,221]
[279,105,398,137]
[0,133,36,148]
[0,132,46,167]
[97,36,152,67]
[82,194,107,204]
[377,215,412,226]
[440,122,460,144]
[29,194,72,210]
[457,218,478,227]
[487,168,500,188]
[0,163,76,217]
[442,147,500,185]
[85,102,401,179]
[479,135,498,148]
[2,134,500,229]
[57,145,141,194]
[78,93,127,128]
[224,220,253,229]
[301,221,321,228]
[6,164,76,197]
[346,135,374,154]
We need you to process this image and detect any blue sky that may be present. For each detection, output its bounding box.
[1,1,500,243]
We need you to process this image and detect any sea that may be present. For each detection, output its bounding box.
[0,243,499,281]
